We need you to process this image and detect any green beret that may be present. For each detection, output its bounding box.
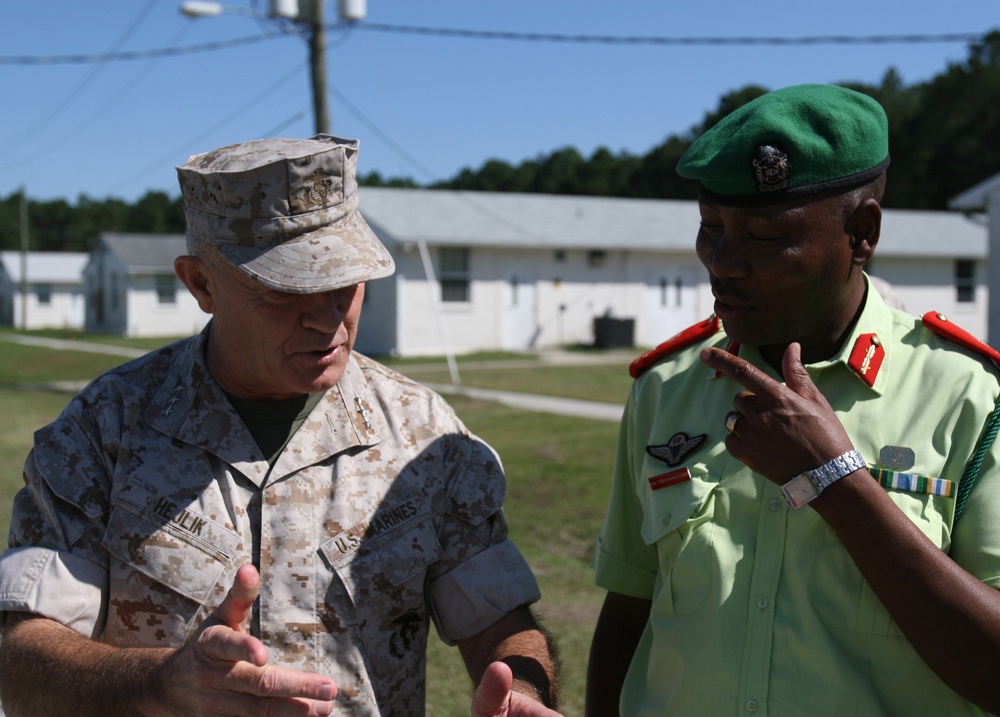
[676,84,890,206]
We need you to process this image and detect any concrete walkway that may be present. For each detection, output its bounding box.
[424,382,624,422]
[0,334,628,422]
[0,333,147,358]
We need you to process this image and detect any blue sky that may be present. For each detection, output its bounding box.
[1,0,996,203]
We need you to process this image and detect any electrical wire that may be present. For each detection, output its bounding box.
[107,62,308,195]
[0,22,198,174]
[352,24,986,47]
[0,27,986,66]
[0,0,161,154]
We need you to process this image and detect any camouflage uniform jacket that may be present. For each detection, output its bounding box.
[0,331,540,715]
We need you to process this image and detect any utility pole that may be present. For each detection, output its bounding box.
[181,0,367,136]
[19,185,27,330]
[308,0,330,134]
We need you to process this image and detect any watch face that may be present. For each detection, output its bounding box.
[781,474,820,510]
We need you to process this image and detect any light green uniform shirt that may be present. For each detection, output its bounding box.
[594,282,1000,717]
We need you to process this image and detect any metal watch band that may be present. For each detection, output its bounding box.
[780,449,866,510]
[808,449,866,491]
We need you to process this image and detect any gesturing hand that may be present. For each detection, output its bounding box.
[700,342,856,484]
[471,662,564,717]
[153,563,337,717]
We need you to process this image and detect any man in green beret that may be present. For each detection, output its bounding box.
[586,84,1000,716]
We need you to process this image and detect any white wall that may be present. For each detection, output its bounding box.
[387,245,991,357]
[10,283,85,330]
[869,257,988,339]
[84,250,129,333]
[392,244,707,355]
[124,274,209,338]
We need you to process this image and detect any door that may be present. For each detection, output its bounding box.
[501,272,538,350]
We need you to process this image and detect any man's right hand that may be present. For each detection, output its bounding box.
[152,563,338,717]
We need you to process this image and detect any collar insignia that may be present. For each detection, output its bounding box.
[647,432,706,467]
[753,144,791,193]
[848,333,884,387]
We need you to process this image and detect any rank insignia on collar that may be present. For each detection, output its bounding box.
[848,333,884,387]
[647,432,706,467]
[753,144,791,193]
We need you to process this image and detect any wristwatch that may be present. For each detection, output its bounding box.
[780,449,866,510]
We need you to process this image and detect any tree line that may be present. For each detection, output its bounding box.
[2,30,998,254]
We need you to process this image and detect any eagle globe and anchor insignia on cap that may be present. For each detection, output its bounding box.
[752,144,792,193]
[303,168,335,206]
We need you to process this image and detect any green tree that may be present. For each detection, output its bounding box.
[890,30,1000,209]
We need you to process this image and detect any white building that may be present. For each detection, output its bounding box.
[75,190,989,352]
[949,172,1000,346]
[83,233,209,338]
[358,188,989,356]
[0,251,88,330]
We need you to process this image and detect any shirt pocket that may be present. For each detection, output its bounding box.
[640,463,720,616]
[102,476,239,604]
[320,509,443,619]
[811,472,953,637]
[320,511,443,704]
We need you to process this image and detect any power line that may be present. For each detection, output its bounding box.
[0,27,988,66]
[354,25,987,47]
[0,23,198,173]
[0,0,161,154]
[107,62,308,195]
[0,32,286,65]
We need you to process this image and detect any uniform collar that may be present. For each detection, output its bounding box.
[712,274,894,394]
[146,326,386,487]
[800,273,894,395]
[270,354,387,480]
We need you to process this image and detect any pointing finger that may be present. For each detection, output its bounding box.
[700,346,781,395]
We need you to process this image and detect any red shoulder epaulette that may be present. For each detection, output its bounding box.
[629,315,722,378]
[922,311,1000,369]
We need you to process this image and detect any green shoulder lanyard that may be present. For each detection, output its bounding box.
[954,394,1000,525]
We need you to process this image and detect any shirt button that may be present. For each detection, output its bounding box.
[746,699,759,713]
[769,499,782,511]
[756,596,769,609]
[661,512,672,525]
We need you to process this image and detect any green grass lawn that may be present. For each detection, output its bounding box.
[0,334,626,716]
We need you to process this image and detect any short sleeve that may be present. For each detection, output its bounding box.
[592,384,659,599]
[425,432,541,644]
[0,404,112,637]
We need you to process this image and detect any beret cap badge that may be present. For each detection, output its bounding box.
[753,144,791,193]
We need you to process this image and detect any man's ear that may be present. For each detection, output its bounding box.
[846,198,882,266]
[174,255,217,314]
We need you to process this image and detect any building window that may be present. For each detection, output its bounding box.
[35,283,52,305]
[439,247,470,303]
[587,250,607,267]
[156,274,177,304]
[955,259,975,303]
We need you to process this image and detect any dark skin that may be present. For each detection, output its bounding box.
[586,181,1000,715]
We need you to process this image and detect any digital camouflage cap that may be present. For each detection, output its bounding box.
[177,135,395,293]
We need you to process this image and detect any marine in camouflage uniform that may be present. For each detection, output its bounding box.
[0,136,559,717]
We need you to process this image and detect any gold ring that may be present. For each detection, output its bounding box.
[725,411,740,434]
